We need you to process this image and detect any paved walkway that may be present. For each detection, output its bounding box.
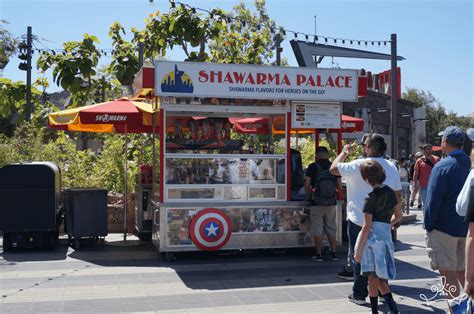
[0,209,449,313]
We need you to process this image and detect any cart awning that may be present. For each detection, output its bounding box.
[48,98,158,134]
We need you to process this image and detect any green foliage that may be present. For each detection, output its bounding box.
[0,122,157,193]
[0,78,40,120]
[37,34,102,107]
[208,1,277,64]
[132,6,226,62]
[109,23,139,87]
[403,88,474,145]
[0,20,17,69]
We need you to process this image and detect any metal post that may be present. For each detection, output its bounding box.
[276,43,282,66]
[26,26,32,121]
[123,125,128,241]
[138,43,144,69]
[101,76,105,102]
[390,33,398,159]
[151,98,157,199]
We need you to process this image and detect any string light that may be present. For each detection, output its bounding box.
[169,0,390,48]
[29,0,392,62]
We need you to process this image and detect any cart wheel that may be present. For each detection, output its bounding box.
[165,252,176,262]
[74,239,81,249]
[323,246,330,256]
[3,232,11,252]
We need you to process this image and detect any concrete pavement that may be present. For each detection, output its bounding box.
[0,209,450,313]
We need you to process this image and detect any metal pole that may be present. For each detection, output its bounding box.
[138,43,144,69]
[101,76,106,102]
[123,125,128,241]
[26,26,32,121]
[314,15,317,36]
[390,33,398,159]
[276,43,282,66]
[152,98,157,199]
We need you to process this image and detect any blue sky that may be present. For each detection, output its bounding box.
[2,0,473,115]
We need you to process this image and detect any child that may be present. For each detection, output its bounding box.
[354,160,401,314]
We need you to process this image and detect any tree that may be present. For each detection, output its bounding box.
[37,34,102,107]
[403,88,473,145]
[0,20,17,70]
[208,0,279,64]
[128,0,280,64]
[108,23,139,94]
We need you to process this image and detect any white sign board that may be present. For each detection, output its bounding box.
[291,102,341,129]
[154,61,358,102]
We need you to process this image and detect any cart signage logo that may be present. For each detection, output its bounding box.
[155,61,358,101]
[341,122,356,129]
[95,114,127,122]
[190,208,232,251]
[161,64,194,94]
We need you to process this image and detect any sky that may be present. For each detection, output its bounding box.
[1,0,473,116]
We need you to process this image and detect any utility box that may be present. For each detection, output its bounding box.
[66,188,108,248]
[0,162,62,250]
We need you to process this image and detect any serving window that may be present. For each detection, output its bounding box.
[163,109,288,203]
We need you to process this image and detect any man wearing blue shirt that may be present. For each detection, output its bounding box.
[424,126,471,302]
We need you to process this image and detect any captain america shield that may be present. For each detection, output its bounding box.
[189,208,232,251]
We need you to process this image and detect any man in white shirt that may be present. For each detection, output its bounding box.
[330,133,402,306]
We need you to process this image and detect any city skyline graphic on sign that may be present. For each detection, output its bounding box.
[161,65,194,93]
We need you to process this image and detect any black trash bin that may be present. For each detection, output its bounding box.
[66,188,108,248]
[0,162,62,250]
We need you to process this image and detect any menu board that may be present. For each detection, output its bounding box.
[291,102,341,129]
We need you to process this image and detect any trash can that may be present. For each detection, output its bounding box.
[66,188,108,248]
[0,162,62,250]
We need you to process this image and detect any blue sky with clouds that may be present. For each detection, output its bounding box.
[2,0,472,115]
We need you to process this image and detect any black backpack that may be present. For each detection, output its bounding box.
[313,164,337,206]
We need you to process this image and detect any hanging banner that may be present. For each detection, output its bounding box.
[154,61,358,102]
[291,102,341,129]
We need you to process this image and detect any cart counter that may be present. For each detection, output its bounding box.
[152,201,343,253]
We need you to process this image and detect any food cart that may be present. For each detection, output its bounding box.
[133,61,362,259]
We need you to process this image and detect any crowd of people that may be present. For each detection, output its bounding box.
[304,126,474,313]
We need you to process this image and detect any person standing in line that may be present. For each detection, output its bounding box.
[337,133,369,281]
[413,144,440,208]
[304,146,341,262]
[330,133,402,305]
[424,126,470,309]
[409,152,424,208]
[463,187,474,300]
[354,160,400,314]
[456,128,474,299]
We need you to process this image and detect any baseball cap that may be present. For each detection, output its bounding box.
[316,146,329,154]
[438,126,465,146]
[467,128,474,141]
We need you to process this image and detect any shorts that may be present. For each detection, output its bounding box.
[425,229,466,271]
[310,205,337,237]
